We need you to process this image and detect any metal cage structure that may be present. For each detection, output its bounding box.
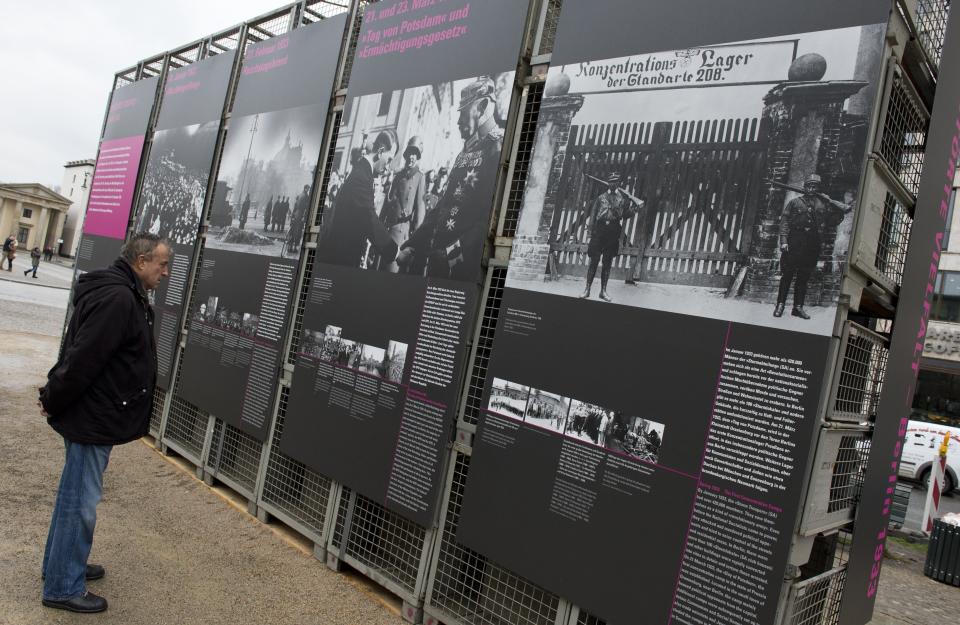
[827,322,890,423]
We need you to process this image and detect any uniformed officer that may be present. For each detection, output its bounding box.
[576,172,642,302]
[396,77,503,281]
[774,173,851,319]
[381,136,426,272]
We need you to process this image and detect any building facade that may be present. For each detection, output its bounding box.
[0,184,71,254]
[60,159,95,257]
[917,171,960,429]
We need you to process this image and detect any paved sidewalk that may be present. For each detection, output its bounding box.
[0,253,74,290]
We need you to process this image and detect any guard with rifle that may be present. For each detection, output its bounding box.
[773,173,852,319]
[565,172,644,302]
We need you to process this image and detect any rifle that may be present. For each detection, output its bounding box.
[585,173,645,207]
[763,179,850,211]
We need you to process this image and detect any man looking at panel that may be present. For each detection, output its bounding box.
[38,232,170,613]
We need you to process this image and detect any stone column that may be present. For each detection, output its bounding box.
[743,77,867,303]
[35,206,50,250]
[51,210,67,252]
[509,73,584,283]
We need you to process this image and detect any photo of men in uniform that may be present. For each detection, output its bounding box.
[488,377,530,420]
[505,24,885,336]
[318,73,513,282]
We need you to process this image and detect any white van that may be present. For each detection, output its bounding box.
[898,420,960,494]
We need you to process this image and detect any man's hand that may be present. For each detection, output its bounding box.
[37,401,49,418]
[396,247,415,266]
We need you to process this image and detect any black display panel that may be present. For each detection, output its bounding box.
[455,0,891,623]
[280,0,532,526]
[75,77,159,276]
[178,16,348,441]
[133,52,237,390]
[839,9,960,625]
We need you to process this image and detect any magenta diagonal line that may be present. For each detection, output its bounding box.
[667,321,732,624]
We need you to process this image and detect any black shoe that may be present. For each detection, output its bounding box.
[791,307,811,320]
[773,303,784,318]
[42,591,108,613]
[42,564,105,581]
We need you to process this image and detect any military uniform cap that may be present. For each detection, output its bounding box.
[804,173,822,185]
[458,77,496,110]
[606,172,622,184]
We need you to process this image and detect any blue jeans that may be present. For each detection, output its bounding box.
[42,439,112,600]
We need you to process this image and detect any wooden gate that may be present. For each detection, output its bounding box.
[549,118,767,288]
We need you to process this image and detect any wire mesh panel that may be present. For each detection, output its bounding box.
[916,0,951,68]
[874,192,913,287]
[245,9,296,49]
[339,0,380,89]
[164,391,210,463]
[149,387,167,437]
[140,57,165,78]
[209,27,243,56]
[829,322,889,423]
[206,418,264,496]
[783,567,847,625]
[259,386,334,540]
[877,69,929,198]
[501,83,545,238]
[303,0,351,23]
[799,428,871,536]
[426,453,561,625]
[169,43,204,69]
[536,0,564,56]
[329,486,429,602]
[314,111,344,228]
[462,267,508,428]
[114,70,138,89]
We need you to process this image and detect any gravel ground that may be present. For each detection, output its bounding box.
[0,292,403,625]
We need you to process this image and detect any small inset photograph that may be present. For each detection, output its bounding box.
[487,378,530,420]
[358,344,386,377]
[196,295,219,322]
[566,400,612,446]
[241,313,259,338]
[335,339,360,368]
[523,388,571,434]
[300,329,325,359]
[384,341,408,384]
[605,416,666,463]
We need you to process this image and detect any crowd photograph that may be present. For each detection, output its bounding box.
[136,121,219,245]
[192,294,260,339]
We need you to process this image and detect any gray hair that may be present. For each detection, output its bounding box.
[120,232,169,264]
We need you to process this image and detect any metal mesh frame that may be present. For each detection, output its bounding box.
[783,567,846,625]
[877,69,929,198]
[314,110,344,228]
[426,452,561,625]
[536,0,564,56]
[461,267,508,428]
[259,386,334,539]
[114,70,138,90]
[164,390,211,464]
[874,191,913,287]
[140,57,165,78]
[303,0,351,23]
[206,418,264,496]
[799,427,871,536]
[829,322,890,423]
[916,0,951,68]
[574,611,604,625]
[500,83,545,238]
[150,387,167,437]
[209,27,243,56]
[245,10,296,49]
[339,0,380,89]
[329,486,429,601]
[168,43,204,70]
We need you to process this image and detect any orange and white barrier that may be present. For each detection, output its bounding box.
[922,432,952,534]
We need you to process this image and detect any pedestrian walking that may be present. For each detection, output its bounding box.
[3,234,17,271]
[24,246,41,278]
[37,232,170,614]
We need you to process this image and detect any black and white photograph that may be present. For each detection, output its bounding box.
[566,399,612,446]
[384,341,407,384]
[488,377,530,421]
[506,24,886,336]
[136,121,219,245]
[300,326,343,361]
[358,344,386,378]
[317,72,514,282]
[334,339,361,368]
[604,416,665,463]
[205,104,325,259]
[524,388,571,434]
[191,295,258,338]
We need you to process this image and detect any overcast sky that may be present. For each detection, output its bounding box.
[0,1,284,190]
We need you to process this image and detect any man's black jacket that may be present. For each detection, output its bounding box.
[41,259,157,445]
